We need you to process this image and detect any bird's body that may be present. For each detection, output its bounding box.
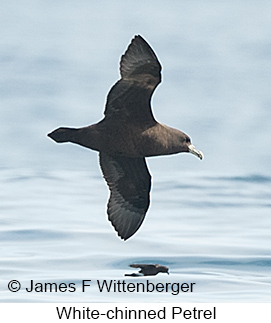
[53,121,192,158]
[48,35,203,240]
[125,264,169,276]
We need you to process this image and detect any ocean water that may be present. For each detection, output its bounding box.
[1,0,271,302]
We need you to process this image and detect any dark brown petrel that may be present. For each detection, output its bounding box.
[48,35,203,241]
[125,264,169,277]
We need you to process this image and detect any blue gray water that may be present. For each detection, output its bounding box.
[1,0,271,302]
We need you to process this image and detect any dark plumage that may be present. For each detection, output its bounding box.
[125,263,169,276]
[48,35,203,240]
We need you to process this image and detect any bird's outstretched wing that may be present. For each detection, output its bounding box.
[99,152,151,240]
[104,35,161,124]
[120,35,161,81]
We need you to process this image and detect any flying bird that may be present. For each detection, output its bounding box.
[125,263,169,276]
[48,35,203,240]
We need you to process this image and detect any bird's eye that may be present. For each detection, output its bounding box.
[185,137,190,143]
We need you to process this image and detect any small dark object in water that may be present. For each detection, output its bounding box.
[48,35,203,240]
[125,263,169,276]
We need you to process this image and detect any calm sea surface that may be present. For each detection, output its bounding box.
[1,0,271,302]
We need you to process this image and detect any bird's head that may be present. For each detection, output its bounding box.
[156,264,169,275]
[182,134,204,160]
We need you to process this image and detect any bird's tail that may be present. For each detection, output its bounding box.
[47,127,77,143]
[124,273,141,277]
